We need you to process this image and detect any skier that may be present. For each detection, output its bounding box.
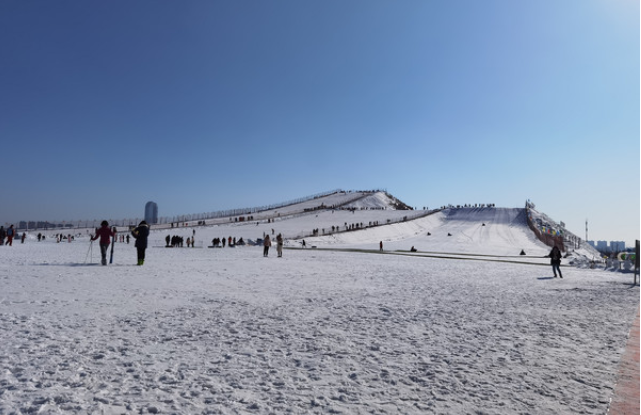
[548,245,563,278]
[91,221,115,265]
[276,233,283,257]
[131,221,150,266]
[263,235,271,257]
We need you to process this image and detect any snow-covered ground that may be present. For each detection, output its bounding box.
[1,194,638,414]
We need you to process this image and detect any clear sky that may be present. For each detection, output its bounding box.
[1,0,639,246]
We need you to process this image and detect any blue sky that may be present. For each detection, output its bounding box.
[1,0,638,245]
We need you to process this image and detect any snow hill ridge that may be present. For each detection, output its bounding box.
[84,190,597,266]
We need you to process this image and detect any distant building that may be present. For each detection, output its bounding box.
[145,201,158,224]
[610,241,626,252]
[589,240,627,253]
[596,241,608,252]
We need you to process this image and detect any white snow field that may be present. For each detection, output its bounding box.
[0,192,638,414]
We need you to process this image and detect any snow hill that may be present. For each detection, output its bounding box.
[29,190,599,267]
[47,190,603,268]
[157,192,583,259]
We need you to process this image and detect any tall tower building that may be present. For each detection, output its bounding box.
[145,201,158,224]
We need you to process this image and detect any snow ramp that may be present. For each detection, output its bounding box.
[317,207,550,257]
[431,207,548,255]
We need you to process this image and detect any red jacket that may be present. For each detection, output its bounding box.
[92,225,114,245]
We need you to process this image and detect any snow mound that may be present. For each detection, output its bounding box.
[343,192,398,210]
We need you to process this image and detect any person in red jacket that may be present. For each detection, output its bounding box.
[91,220,115,265]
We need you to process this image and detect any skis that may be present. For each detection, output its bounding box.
[109,227,116,264]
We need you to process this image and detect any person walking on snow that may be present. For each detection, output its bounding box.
[131,221,150,265]
[548,245,563,278]
[263,235,271,257]
[91,221,115,265]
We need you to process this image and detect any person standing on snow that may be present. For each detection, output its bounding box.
[276,233,284,257]
[131,221,150,266]
[5,225,15,246]
[548,245,563,278]
[263,234,271,257]
[91,221,115,265]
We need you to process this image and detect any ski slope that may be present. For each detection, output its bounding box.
[177,193,541,254]
[302,207,549,257]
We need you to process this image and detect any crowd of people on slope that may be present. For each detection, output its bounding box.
[210,236,246,248]
[306,220,396,238]
[439,203,497,209]
[165,229,201,248]
[166,235,186,247]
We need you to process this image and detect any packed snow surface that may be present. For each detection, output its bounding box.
[0,199,638,414]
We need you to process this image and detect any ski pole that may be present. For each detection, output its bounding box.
[85,240,94,264]
[109,227,117,264]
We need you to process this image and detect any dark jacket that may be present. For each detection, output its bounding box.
[548,247,562,265]
[132,224,150,249]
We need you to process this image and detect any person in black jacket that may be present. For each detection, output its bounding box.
[548,245,563,278]
[132,221,150,265]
